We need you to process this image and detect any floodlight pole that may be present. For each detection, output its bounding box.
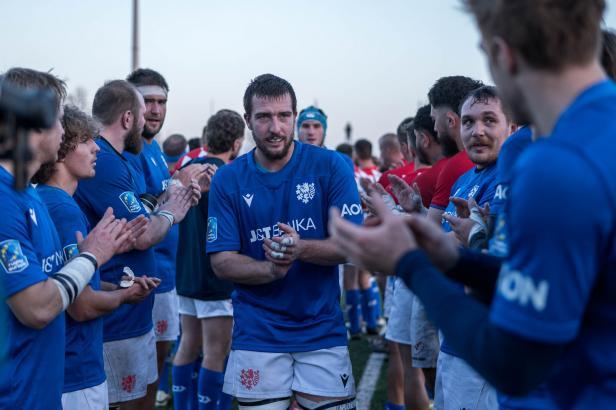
[132,0,139,71]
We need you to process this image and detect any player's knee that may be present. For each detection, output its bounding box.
[237,397,291,410]
[296,396,357,410]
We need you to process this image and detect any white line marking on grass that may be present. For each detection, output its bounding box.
[356,352,386,410]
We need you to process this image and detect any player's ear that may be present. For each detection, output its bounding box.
[121,110,132,130]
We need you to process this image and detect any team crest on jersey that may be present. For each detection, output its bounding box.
[63,243,79,261]
[119,191,142,213]
[0,239,29,274]
[296,182,316,204]
[207,217,217,242]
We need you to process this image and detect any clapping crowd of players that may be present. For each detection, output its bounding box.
[1,1,616,410]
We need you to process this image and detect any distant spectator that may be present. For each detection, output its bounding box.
[162,133,188,173]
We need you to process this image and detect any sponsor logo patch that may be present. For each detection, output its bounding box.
[207,217,217,242]
[63,243,79,262]
[0,239,29,274]
[119,191,142,213]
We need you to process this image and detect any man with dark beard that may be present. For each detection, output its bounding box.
[75,80,196,409]
[207,74,363,410]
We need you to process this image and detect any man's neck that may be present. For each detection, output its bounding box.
[522,61,606,137]
[428,150,445,166]
[100,129,125,154]
[358,158,375,169]
[46,167,78,196]
[254,143,295,172]
[207,151,233,164]
[143,135,155,145]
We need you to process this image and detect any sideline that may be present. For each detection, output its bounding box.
[356,352,386,410]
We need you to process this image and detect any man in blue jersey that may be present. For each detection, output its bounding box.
[172,109,245,410]
[75,79,196,409]
[32,105,158,409]
[0,68,135,410]
[126,68,190,406]
[207,74,363,410]
[329,0,616,408]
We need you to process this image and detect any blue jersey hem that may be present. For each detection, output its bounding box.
[102,324,152,343]
[62,374,106,394]
[232,339,349,353]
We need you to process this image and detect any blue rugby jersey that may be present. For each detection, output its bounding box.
[440,163,498,357]
[37,184,106,393]
[490,80,616,407]
[74,138,156,342]
[0,168,65,409]
[207,142,363,352]
[126,139,178,293]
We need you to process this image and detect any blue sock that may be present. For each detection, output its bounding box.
[361,288,377,330]
[158,358,170,393]
[198,367,224,410]
[371,279,382,320]
[172,363,193,410]
[385,402,405,410]
[218,392,233,410]
[346,289,362,334]
[189,359,201,410]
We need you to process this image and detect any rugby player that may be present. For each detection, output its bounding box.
[297,105,327,147]
[329,0,616,407]
[208,74,362,410]
[75,79,196,409]
[33,105,157,409]
[0,68,133,410]
[172,109,245,410]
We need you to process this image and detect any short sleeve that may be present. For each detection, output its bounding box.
[430,165,456,209]
[205,168,241,253]
[0,201,47,297]
[490,145,608,343]
[327,154,364,226]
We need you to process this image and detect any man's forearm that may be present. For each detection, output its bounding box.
[134,215,171,250]
[211,252,281,285]
[445,248,503,301]
[298,238,347,266]
[67,286,125,322]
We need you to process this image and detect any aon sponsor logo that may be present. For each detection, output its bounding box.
[494,184,508,201]
[498,264,549,312]
[341,203,362,217]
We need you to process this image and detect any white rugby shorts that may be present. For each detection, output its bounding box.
[179,296,233,319]
[385,277,413,345]
[153,289,180,342]
[223,347,355,399]
[103,329,157,403]
[410,296,439,368]
[61,380,108,410]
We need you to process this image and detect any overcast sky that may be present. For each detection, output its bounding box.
[3,0,616,153]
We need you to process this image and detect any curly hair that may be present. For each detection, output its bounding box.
[205,109,245,155]
[428,76,484,115]
[32,105,99,184]
[126,68,169,92]
[464,0,605,70]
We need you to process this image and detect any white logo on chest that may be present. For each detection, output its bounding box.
[296,182,316,204]
[243,194,254,207]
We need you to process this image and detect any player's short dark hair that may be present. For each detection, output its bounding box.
[3,67,66,111]
[335,143,353,159]
[464,0,605,70]
[460,85,510,121]
[126,68,169,92]
[602,29,616,80]
[32,105,98,184]
[92,80,140,126]
[354,139,373,160]
[413,105,437,141]
[188,137,202,151]
[243,74,297,117]
[428,76,484,115]
[206,109,245,155]
[163,134,187,156]
[396,117,414,147]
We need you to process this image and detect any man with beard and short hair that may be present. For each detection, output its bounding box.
[207,74,362,410]
[75,79,197,409]
[329,0,616,407]
[126,68,186,406]
[427,76,482,223]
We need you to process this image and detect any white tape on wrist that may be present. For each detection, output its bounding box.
[52,255,96,310]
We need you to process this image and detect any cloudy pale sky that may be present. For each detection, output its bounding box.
[3,0,616,153]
